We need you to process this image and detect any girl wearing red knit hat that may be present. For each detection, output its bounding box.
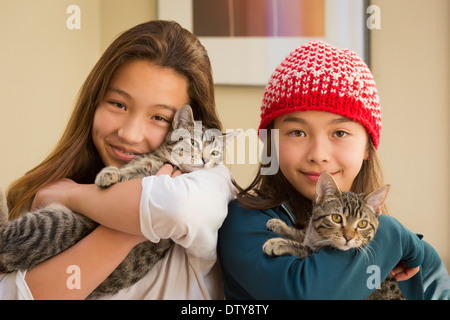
[219,41,450,300]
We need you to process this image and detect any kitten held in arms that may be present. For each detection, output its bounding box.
[263,172,405,300]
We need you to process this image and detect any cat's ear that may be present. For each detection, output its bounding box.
[364,186,390,217]
[172,104,194,129]
[223,130,241,146]
[314,172,340,206]
[205,130,240,145]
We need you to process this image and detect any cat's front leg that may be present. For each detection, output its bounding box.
[263,238,311,259]
[95,156,161,189]
[95,166,122,188]
[95,165,155,189]
[266,218,305,242]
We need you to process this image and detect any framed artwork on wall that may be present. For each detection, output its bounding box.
[158,0,369,86]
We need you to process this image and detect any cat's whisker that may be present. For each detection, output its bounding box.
[357,245,372,264]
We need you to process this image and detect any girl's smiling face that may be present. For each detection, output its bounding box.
[274,110,369,200]
[92,59,189,168]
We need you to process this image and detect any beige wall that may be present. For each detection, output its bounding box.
[0,0,101,190]
[371,0,450,271]
[1,0,448,270]
[98,0,156,52]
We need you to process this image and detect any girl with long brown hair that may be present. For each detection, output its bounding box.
[218,41,450,299]
[0,20,234,299]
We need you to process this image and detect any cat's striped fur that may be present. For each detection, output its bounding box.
[263,172,405,300]
[0,105,237,297]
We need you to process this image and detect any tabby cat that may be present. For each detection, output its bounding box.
[0,104,238,297]
[263,172,405,300]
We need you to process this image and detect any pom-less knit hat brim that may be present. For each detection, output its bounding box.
[259,41,381,149]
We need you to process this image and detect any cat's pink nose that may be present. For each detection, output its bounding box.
[344,234,353,242]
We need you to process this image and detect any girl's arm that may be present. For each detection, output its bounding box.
[32,178,143,236]
[25,226,145,299]
[31,164,180,236]
[23,166,179,299]
[33,164,235,257]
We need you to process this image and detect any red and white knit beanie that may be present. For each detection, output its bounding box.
[259,41,381,149]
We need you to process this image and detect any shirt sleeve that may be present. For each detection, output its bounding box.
[219,200,425,300]
[421,241,450,299]
[0,271,34,300]
[139,164,235,259]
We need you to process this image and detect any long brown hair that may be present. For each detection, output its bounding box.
[7,20,221,219]
[235,123,385,228]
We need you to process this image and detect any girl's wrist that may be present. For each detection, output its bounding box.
[69,184,146,245]
[66,183,95,213]
[101,226,147,248]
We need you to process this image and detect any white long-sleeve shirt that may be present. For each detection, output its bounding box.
[0,165,234,300]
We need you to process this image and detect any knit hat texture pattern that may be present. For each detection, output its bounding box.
[259,41,381,149]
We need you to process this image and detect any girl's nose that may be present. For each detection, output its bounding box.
[306,136,331,164]
[117,116,145,144]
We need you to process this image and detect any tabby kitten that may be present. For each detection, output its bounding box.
[0,105,238,297]
[263,172,405,300]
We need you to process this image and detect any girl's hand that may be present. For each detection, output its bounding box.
[155,164,182,177]
[391,262,420,281]
[31,178,78,211]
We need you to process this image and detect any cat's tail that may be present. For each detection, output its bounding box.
[0,188,8,225]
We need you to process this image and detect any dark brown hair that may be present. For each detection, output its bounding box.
[7,20,221,219]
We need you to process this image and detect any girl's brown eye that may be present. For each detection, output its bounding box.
[290,130,305,137]
[152,115,169,123]
[110,102,126,110]
[333,131,348,138]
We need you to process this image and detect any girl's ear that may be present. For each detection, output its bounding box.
[314,172,340,206]
[364,186,390,217]
[364,148,370,160]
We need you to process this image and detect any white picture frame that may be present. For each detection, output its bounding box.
[157,0,368,86]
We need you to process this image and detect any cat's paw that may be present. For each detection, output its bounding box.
[266,218,288,234]
[263,238,292,256]
[95,166,121,188]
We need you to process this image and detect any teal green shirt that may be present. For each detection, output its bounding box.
[218,199,450,300]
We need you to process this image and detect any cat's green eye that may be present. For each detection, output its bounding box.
[357,220,368,228]
[331,214,342,223]
[191,139,199,147]
[211,150,219,156]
